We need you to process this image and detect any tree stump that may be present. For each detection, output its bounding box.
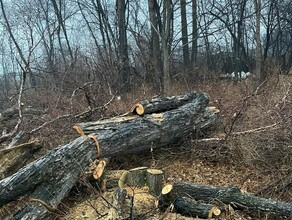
[146,169,164,197]
[127,167,148,188]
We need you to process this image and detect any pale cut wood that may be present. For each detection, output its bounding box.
[92,159,106,180]
[118,171,129,188]
[162,184,173,195]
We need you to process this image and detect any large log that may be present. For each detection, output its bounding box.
[74,93,218,154]
[130,91,197,115]
[0,92,218,219]
[161,182,292,218]
[173,197,221,218]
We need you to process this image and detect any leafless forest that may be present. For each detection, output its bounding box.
[0,0,291,219]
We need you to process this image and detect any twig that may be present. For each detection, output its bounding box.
[196,123,279,143]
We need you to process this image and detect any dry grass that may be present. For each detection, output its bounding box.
[1,70,291,219]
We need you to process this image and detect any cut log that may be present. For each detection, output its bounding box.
[0,137,95,220]
[173,197,221,218]
[0,92,218,219]
[161,182,292,218]
[130,91,197,115]
[74,93,218,154]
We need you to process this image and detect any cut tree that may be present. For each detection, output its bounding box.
[0,91,218,219]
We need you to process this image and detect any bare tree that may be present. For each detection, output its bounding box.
[253,0,262,82]
[116,0,130,90]
[191,0,198,66]
[154,0,174,95]
[50,0,73,62]
[180,0,190,68]
[148,0,163,91]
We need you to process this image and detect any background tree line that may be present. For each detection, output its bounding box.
[0,0,291,107]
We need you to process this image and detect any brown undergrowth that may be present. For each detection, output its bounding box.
[1,71,291,219]
[60,74,291,219]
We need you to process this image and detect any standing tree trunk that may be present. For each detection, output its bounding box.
[191,0,198,66]
[180,0,190,69]
[253,0,262,83]
[161,0,173,95]
[50,0,73,62]
[117,0,130,91]
[148,0,162,91]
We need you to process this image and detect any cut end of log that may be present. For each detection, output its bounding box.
[147,169,164,175]
[162,184,173,195]
[209,106,220,114]
[131,103,145,115]
[93,159,107,180]
[73,125,84,136]
[209,206,221,218]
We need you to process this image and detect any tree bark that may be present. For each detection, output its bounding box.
[0,141,41,179]
[191,0,198,66]
[180,0,190,68]
[148,0,162,89]
[162,182,292,218]
[117,0,130,90]
[253,0,262,83]
[130,91,197,115]
[0,92,218,219]
[173,197,221,218]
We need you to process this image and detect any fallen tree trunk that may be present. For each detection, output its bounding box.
[74,93,218,153]
[0,92,218,219]
[161,182,292,218]
[173,197,221,218]
[130,91,197,115]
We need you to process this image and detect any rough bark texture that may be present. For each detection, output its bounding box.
[127,167,148,188]
[0,137,96,219]
[0,92,218,219]
[131,91,197,115]
[0,141,41,179]
[146,169,164,197]
[75,93,218,156]
[167,182,292,217]
[173,197,221,218]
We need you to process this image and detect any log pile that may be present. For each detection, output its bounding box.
[0,91,219,219]
[159,182,292,218]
